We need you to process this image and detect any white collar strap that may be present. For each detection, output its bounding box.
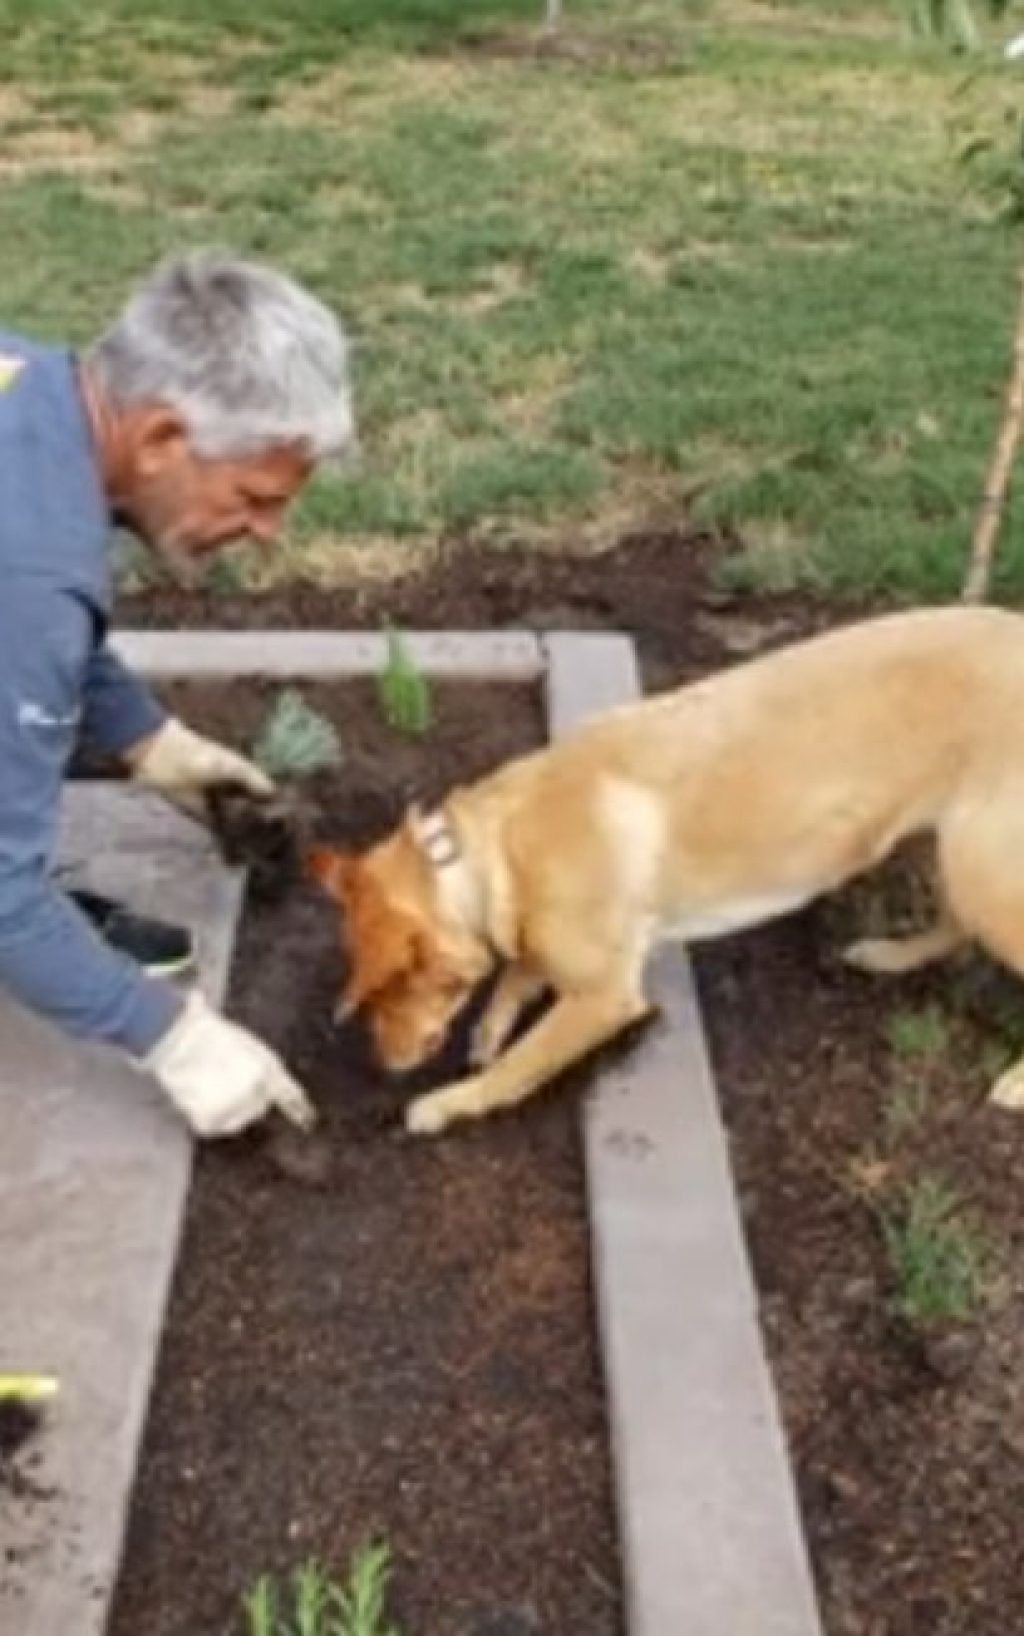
[413,806,500,954]
[415,807,461,869]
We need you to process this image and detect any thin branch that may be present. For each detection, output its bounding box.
[962,255,1024,602]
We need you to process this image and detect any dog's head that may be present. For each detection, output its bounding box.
[307,818,491,1072]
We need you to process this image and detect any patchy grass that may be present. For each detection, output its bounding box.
[885,1002,953,1065]
[881,1174,994,1329]
[4,0,1024,591]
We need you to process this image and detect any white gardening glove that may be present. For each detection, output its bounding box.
[129,718,274,816]
[144,990,316,1138]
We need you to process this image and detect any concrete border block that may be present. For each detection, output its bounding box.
[114,629,543,680]
[545,632,823,1636]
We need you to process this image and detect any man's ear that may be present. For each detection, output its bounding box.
[305,845,355,900]
[131,405,189,480]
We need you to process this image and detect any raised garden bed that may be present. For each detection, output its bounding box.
[113,529,1024,1636]
[107,664,627,1636]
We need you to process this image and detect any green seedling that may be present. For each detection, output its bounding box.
[331,1544,401,1636]
[242,1546,401,1636]
[885,1003,951,1065]
[252,688,342,781]
[881,1174,992,1328]
[376,626,432,737]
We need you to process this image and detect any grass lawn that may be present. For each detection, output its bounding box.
[3,0,1024,598]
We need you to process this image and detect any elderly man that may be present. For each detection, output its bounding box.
[0,250,354,1138]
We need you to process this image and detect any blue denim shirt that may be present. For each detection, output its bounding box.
[0,332,180,1055]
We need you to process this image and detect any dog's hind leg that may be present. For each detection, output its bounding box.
[933,790,1024,1109]
[842,912,965,976]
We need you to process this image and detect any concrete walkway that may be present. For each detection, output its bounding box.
[0,784,242,1636]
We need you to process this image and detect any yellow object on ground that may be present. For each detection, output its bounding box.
[0,1373,59,1405]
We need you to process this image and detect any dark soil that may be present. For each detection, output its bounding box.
[110,524,1024,1635]
[0,1402,41,1496]
[109,676,624,1636]
[0,1396,55,1559]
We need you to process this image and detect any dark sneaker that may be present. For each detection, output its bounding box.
[70,889,196,978]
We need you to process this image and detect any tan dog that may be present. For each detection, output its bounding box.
[309,606,1024,1137]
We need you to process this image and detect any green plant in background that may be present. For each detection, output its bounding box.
[881,1174,992,1326]
[243,1547,401,1636]
[252,688,343,780]
[884,1003,951,1064]
[376,626,432,736]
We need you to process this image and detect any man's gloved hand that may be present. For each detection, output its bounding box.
[144,990,316,1138]
[128,718,273,817]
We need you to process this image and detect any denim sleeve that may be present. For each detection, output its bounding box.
[0,580,181,1055]
[80,639,166,757]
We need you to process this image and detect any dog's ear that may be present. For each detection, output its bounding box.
[340,880,421,1015]
[306,845,355,900]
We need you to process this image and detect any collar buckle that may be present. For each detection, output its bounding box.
[418,810,461,868]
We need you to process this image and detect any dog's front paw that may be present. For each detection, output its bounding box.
[405,1093,450,1137]
[405,1079,480,1137]
[989,1062,1024,1111]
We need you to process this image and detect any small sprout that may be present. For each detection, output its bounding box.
[881,1175,992,1329]
[376,626,432,736]
[885,1003,950,1064]
[252,688,342,781]
[293,1559,336,1636]
[332,1543,401,1636]
[241,1546,401,1636]
[242,1573,278,1636]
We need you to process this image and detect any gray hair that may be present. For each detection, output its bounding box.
[85,250,354,464]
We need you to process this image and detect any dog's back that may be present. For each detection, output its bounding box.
[469,605,1024,945]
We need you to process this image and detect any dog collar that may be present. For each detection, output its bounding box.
[416,806,503,960]
[416,808,461,869]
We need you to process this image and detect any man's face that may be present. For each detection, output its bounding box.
[123,411,313,583]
